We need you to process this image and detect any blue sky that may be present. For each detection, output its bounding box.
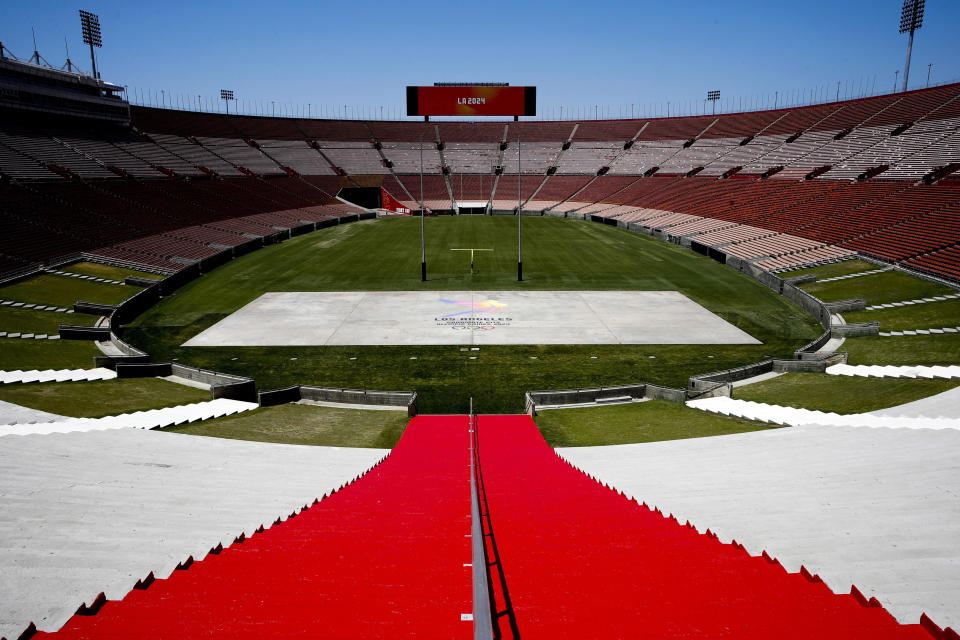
[4,0,959,119]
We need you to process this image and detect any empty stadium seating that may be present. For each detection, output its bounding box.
[2,83,959,280]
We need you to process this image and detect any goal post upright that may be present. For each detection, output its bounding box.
[420,134,426,282]
[517,136,523,282]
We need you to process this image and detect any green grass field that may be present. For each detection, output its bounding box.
[164,403,408,448]
[783,259,881,280]
[0,378,209,418]
[735,373,960,413]
[0,339,100,370]
[535,399,779,447]
[843,333,960,366]
[0,307,99,334]
[801,270,953,305]
[843,299,960,331]
[124,216,820,413]
[0,274,140,308]
[60,261,162,282]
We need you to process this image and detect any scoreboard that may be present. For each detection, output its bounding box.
[406,85,536,117]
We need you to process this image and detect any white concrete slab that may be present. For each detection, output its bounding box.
[0,399,257,436]
[183,291,761,346]
[0,400,64,425]
[873,386,960,419]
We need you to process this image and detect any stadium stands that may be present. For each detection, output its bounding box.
[559,420,960,629]
[2,83,959,280]
[31,417,469,640]
[0,428,387,639]
[477,414,936,638]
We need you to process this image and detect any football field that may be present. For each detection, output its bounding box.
[126,216,818,412]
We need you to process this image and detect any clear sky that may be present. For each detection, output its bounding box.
[3,0,959,119]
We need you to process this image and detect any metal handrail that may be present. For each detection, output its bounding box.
[469,399,494,639]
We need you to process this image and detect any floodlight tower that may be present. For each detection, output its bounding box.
[899,0,925,92]
[706,90,720,115]
[221,89,235,114]
[78,10,101,80]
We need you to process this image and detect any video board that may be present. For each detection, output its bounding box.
[406,85,536,117]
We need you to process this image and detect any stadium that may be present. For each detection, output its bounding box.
[1,1,959,638]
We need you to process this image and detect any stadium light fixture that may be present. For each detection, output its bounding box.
[78,10,101,80]
[221,89,234,115]
[898,0,925,92]
[706,90,720,115]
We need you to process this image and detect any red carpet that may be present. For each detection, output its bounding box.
[474,414,934,639]
[39,416,472,639]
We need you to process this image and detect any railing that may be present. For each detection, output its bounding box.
[469,400,494,639]
[123,77,960,122]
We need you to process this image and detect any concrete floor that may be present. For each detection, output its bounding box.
[0,399,63,425]
[0,429,386,638]
[559,425,960,629]
[183,290,761,346]
[873,385,960,418]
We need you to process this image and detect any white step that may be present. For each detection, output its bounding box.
[0,400,258,436]
[0,368,118,384]
[825,364,960,380]
[687,397,960,431]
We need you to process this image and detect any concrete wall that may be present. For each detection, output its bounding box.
[258,386,302,407]
[124,275,159,287]
[644,384,688,403]
[115,362,174,378]
[782,284,832,328]
[74,301,117,315]
[689,360,775,391]
[524,383,692,414]
[59,325,111,340]
[794,330,833,357]
[831,322,880,337]
[526,384,648,411]
[211,380,258,402]
[300,385,417,416]
[772,352,848,373]
[824,298,866,312]
[783,274,817,285]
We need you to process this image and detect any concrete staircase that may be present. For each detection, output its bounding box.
[0,368,117,384]
[0,428,387,639]
[558,424,960,630]
[686,396,960,429]
[826,363,960,379]
[0,398,257,434]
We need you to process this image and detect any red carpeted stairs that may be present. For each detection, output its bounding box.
[474,414,937,639]
[37,416,472,640]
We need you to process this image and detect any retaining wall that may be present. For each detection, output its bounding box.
[689,360,775,391]
[824,298,866,312]
[301,385,418,416]
[59,325,111,340]
[783,274,817,285]
[831,322,880,337]
[794,330,833,357]
[115,362,173,378]
[524,383,691,415]
[773,352,848,373]
[74,301,117,315]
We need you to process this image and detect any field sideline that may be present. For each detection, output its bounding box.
[124,216,820,413]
